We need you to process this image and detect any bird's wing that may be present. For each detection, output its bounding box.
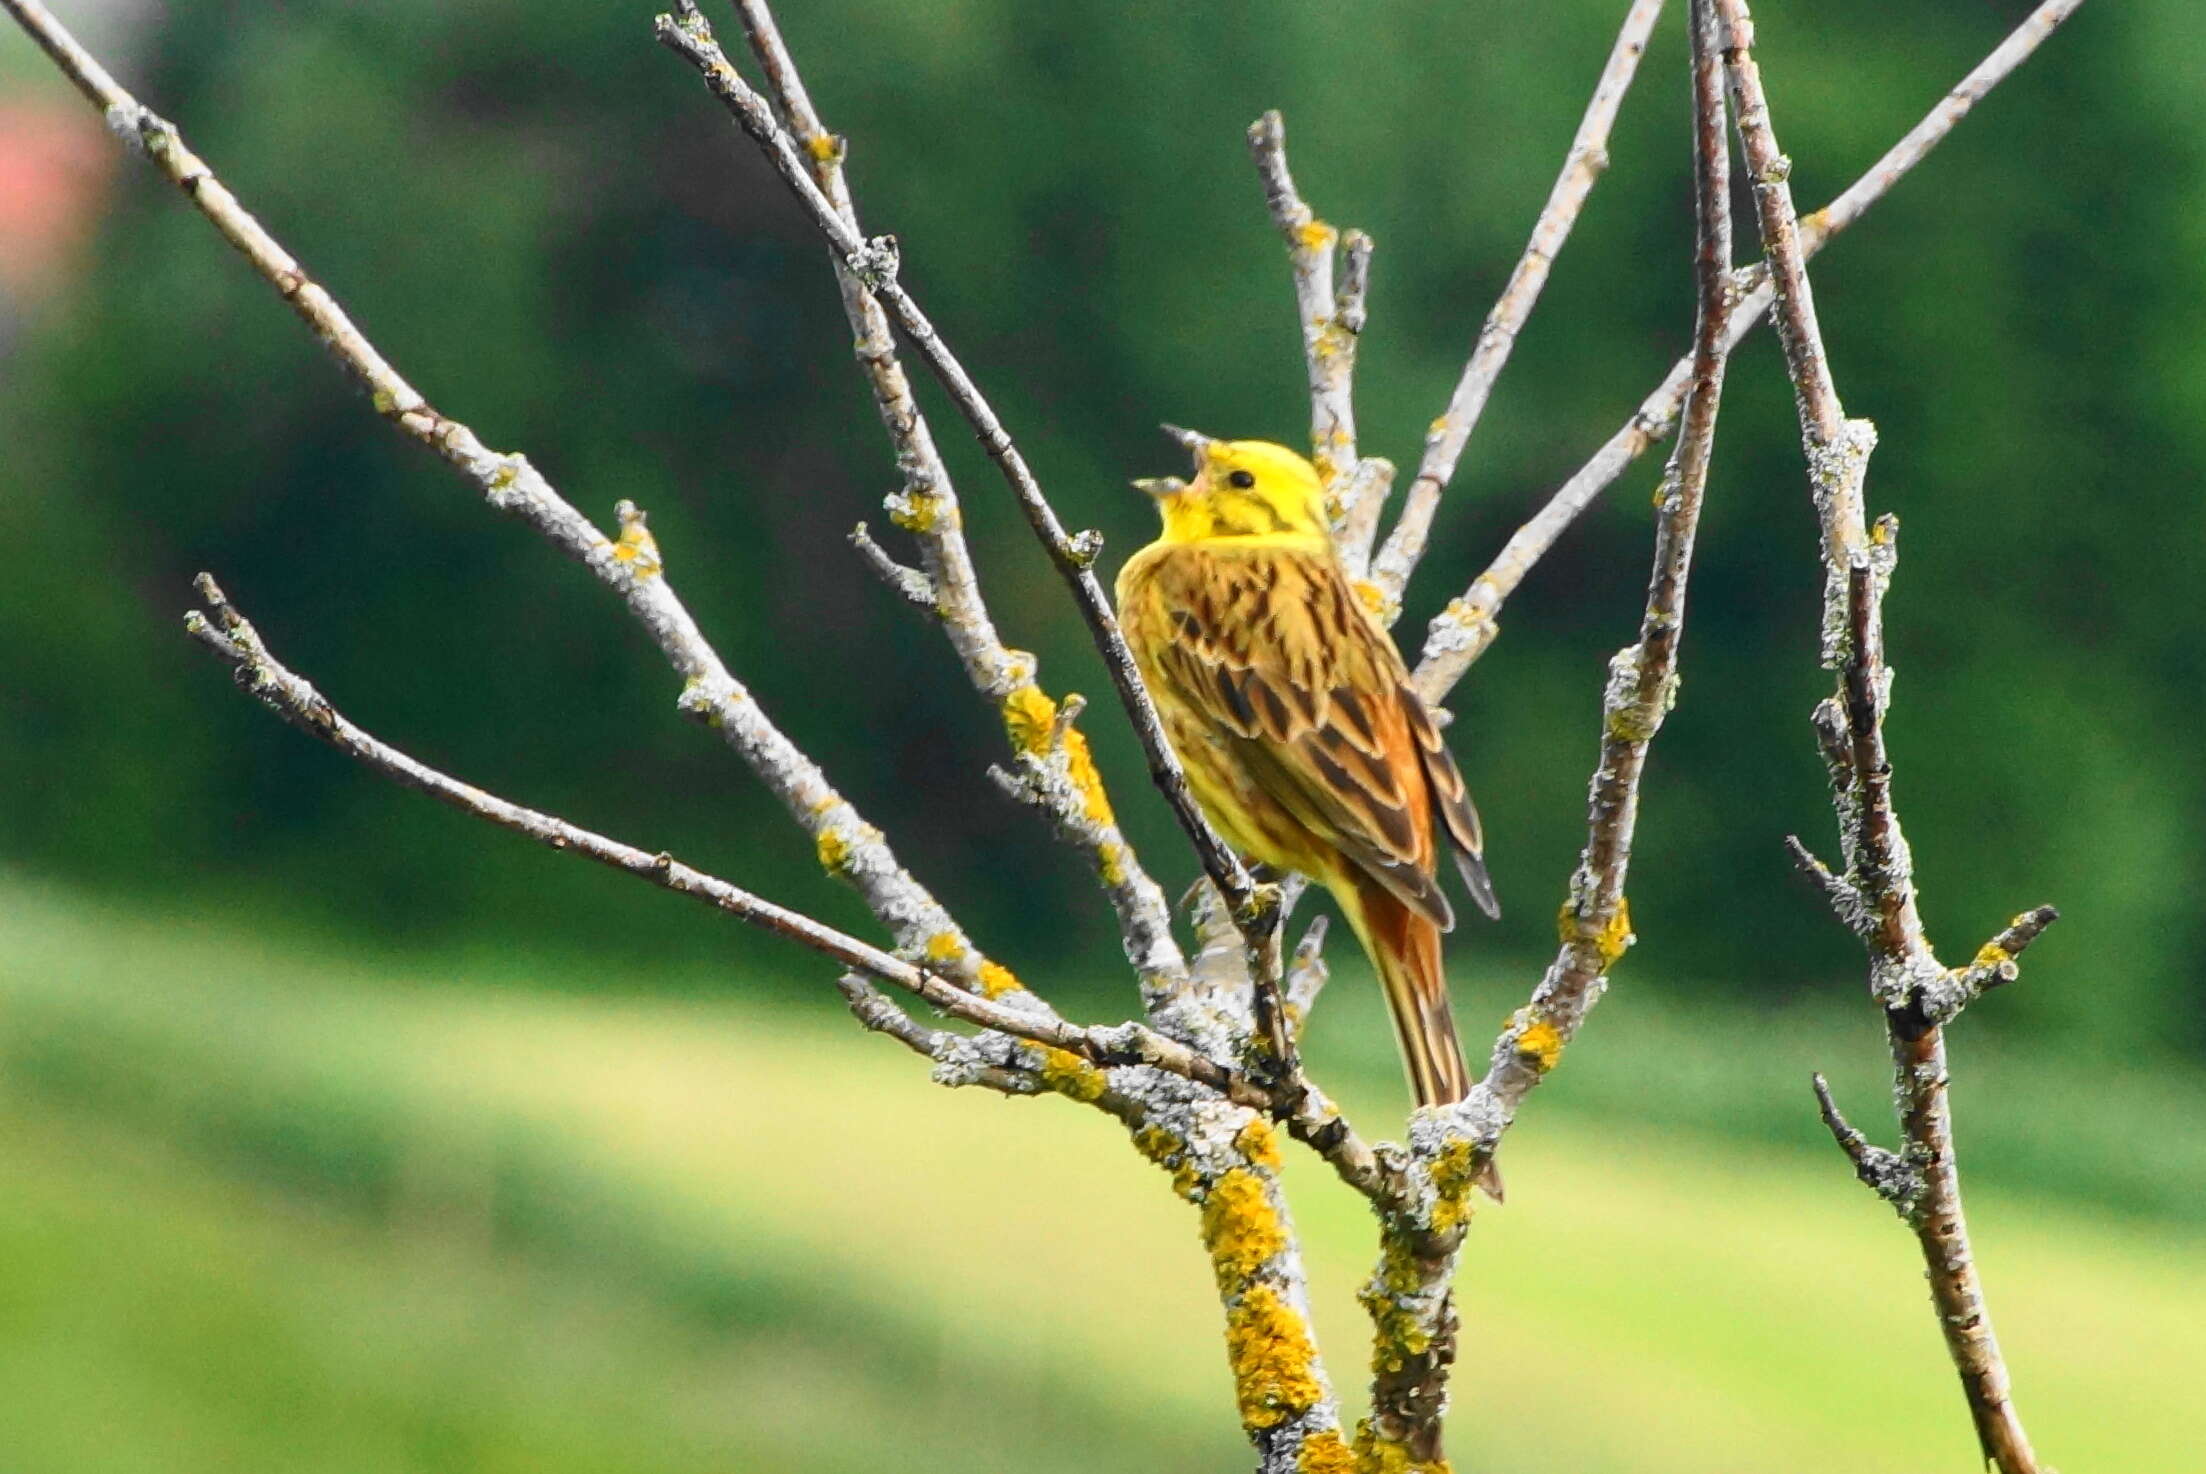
[1144,546,1465,928]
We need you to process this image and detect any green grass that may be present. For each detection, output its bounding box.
[1,873,2201,1471]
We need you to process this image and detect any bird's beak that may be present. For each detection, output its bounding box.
[1159,423,1215,465]
[1131,476,1186,499]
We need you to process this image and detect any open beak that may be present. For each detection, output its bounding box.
[1159,423,1215,464]
[1131,476,1186,499]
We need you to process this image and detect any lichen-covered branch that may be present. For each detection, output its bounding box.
[726,0,1193,1015]
[1412,0,2088,703]
[1715,1,2058,1468]
[1354,8,1738,1463]
[653,6,1285,1018]
[1246,110,1393,577]
[1369,0,1666,613]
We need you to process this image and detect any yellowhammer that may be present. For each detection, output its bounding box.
[1117,428,1499,1109]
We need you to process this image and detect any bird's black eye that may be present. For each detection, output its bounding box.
[1227,468,1257,490]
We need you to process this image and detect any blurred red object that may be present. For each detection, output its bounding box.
[0,97,115,301]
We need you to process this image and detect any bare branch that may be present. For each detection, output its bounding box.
[1358,8,1737,1462]
[1247,111,1366,490]
[726,0,1194,1009]
[1414,0,2089,702]
[653,6,1274,991]
[847,522,936,608]
[0,0,1037,1002]
[1809,1073,1918,1210]
[1370,0,1666,608]
[182,575,1127,1073]
[1283,915,1331,1028]
[1715,1,2056,1466]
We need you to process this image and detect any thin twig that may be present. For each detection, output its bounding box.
[1358,8,1737,1463]
[1370,0,1666,607]
[653,7,1273,987]
[727,0,1194,1010]
[181,574,1269,1109]
[1716,1,2054,1467]
[0,0,1024,1000]
[1413,0,2089,703]
[1246,109,1395,579]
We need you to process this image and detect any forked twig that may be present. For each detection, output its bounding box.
[1355,6,1737,1462]
[1412,0,2089,703]
[1716,1,2056,1467]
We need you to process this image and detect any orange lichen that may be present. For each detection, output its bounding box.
[923,931,964,965]
[1296,220,1337,253]
[1352,580,1387,616]
[804,132,839,164]
[1222,1284,1323,1429]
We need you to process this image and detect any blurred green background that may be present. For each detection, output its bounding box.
[2,0,2201,1469]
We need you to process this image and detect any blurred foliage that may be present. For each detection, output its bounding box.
[2,0,2202,1050]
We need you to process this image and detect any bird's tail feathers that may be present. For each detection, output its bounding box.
[1345,875,1505,1200]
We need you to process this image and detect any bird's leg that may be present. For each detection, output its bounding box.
[1237,878,1302,1094]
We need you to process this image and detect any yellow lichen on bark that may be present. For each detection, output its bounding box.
[976,960,1023,999]
[1352,1425,1453,1474]
[1223,1284,1324,1429]
[923,930,963,965]
[1001,684,1057,754]
[1296,220,1337,252]
[1060,726,1116,825]
[1234,1117,1283,1171]
[1297,1427,1357,1474]
[1973,940,2012,969]
[1558,897,1633,970]
[1037,1046,1105,1101]
[1425,1137,1482,1237]
[815,828,854,875]
[1513,1018,1564,1073]
[1203,1169,1289,1286]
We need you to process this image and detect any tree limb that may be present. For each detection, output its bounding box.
[1357,5,1737,1462]
[180,573,1276,1110]
[1715,1,2054,1467]
[726,0,1196,1016]
[1370,0,1667,611]
[1246,110,1393,576]
[653,5,1292,1043]
[0,0,1051,1008]
[1412,0,2089,704]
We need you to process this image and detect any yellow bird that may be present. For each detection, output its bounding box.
[1117,428,1499,1110]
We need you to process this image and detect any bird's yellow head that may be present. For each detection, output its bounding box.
[1135,428,1329,547]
